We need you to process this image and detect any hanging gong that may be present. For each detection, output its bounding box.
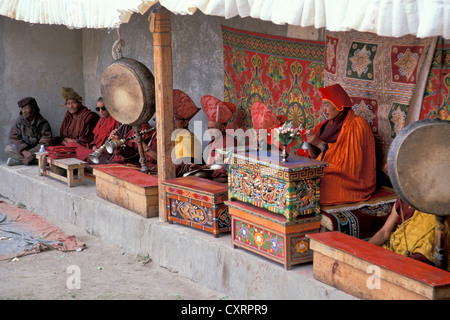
[100,57,155,127]
[387,119,450,216]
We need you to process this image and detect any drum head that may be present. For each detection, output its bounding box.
[388,119,450,216]
[101,58,155,126]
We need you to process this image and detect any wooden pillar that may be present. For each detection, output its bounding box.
[150,9,175,221]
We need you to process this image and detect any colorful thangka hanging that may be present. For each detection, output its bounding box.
[222,26,325,155]
[420,42,450,120]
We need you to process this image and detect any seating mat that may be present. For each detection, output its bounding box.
[320,186,397,240]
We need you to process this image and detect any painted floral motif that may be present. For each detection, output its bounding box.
[326,39,336,71]
[177,201,208,224]
[230,169,288,210]
[254,231,265,247]
[394,48,419,82]
[353,100,377,125]
[230,48,247,76]
[349,45,373,78]
[389,102,408,137]
[295,239,308,254]
[267,56,286,90]
[234,220,285,258]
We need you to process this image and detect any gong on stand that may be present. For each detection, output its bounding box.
[388,119,450,270]
[100,57,156,173]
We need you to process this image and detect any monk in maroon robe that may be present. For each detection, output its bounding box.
[58,87,99,149]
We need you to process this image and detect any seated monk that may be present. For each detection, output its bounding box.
[141,89,202,177]
[90,97,120,152]
[57,87,99,149]
[303,83,376,206]
[369,198,450,270]
[5,97,53,166]
[66,97,120,164]
[186,95,237,183]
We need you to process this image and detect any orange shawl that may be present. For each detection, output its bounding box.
[315,109,376,206]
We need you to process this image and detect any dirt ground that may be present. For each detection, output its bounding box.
[0,201,230,300]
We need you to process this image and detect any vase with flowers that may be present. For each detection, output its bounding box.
[273,122,300,162]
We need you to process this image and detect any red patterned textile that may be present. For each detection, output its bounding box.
[201,95,235,125]
[222,26,325,155]
[173,89,200,120]
[420,43,450,120]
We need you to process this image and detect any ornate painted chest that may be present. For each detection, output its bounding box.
[162,176,230,237]
[226,200,321,269]
[228,150,328,221]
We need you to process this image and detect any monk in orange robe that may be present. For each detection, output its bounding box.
[304,84,376,206]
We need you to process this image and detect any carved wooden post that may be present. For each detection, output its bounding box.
[150,9,175,221]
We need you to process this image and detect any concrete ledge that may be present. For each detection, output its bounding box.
[0,164,355,300]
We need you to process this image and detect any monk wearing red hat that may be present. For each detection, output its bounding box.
[251,102,287,151]
[186,95,237,182]
[304,83,376,206]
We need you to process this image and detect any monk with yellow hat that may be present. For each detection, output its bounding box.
[304,83,376,206]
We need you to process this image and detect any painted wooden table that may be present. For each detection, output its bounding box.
[162,176,230,237]
[93,164,159,218]
[226,200,321,269]
[227,150,328,221]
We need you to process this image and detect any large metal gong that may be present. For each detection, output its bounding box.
[100,57,155,126]
[387,119,450,216]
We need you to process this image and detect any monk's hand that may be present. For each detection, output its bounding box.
[109,132,119,141]
[305,130,323,148]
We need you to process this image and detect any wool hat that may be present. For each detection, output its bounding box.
[200,95,236,127]
[61,87,83,105]
[251,102,286,129]
[318,83,352,111]
[17,96,40,114]
[173,89,200,121]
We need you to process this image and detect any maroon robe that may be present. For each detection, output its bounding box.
[59,105,99,148]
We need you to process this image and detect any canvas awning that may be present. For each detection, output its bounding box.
[0,0,449,39]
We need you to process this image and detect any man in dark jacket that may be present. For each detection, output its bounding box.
[5,97,53,166]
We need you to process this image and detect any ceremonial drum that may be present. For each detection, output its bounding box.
[100,58,156,126]
[388,119,450,216]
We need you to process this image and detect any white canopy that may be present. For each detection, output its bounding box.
[0,0,449,39]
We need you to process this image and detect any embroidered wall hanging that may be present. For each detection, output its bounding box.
[222,26,325,155]
[323,31,433,173]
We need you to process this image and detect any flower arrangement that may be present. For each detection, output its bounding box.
[273,122,300,146]
[273,122,301,162]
